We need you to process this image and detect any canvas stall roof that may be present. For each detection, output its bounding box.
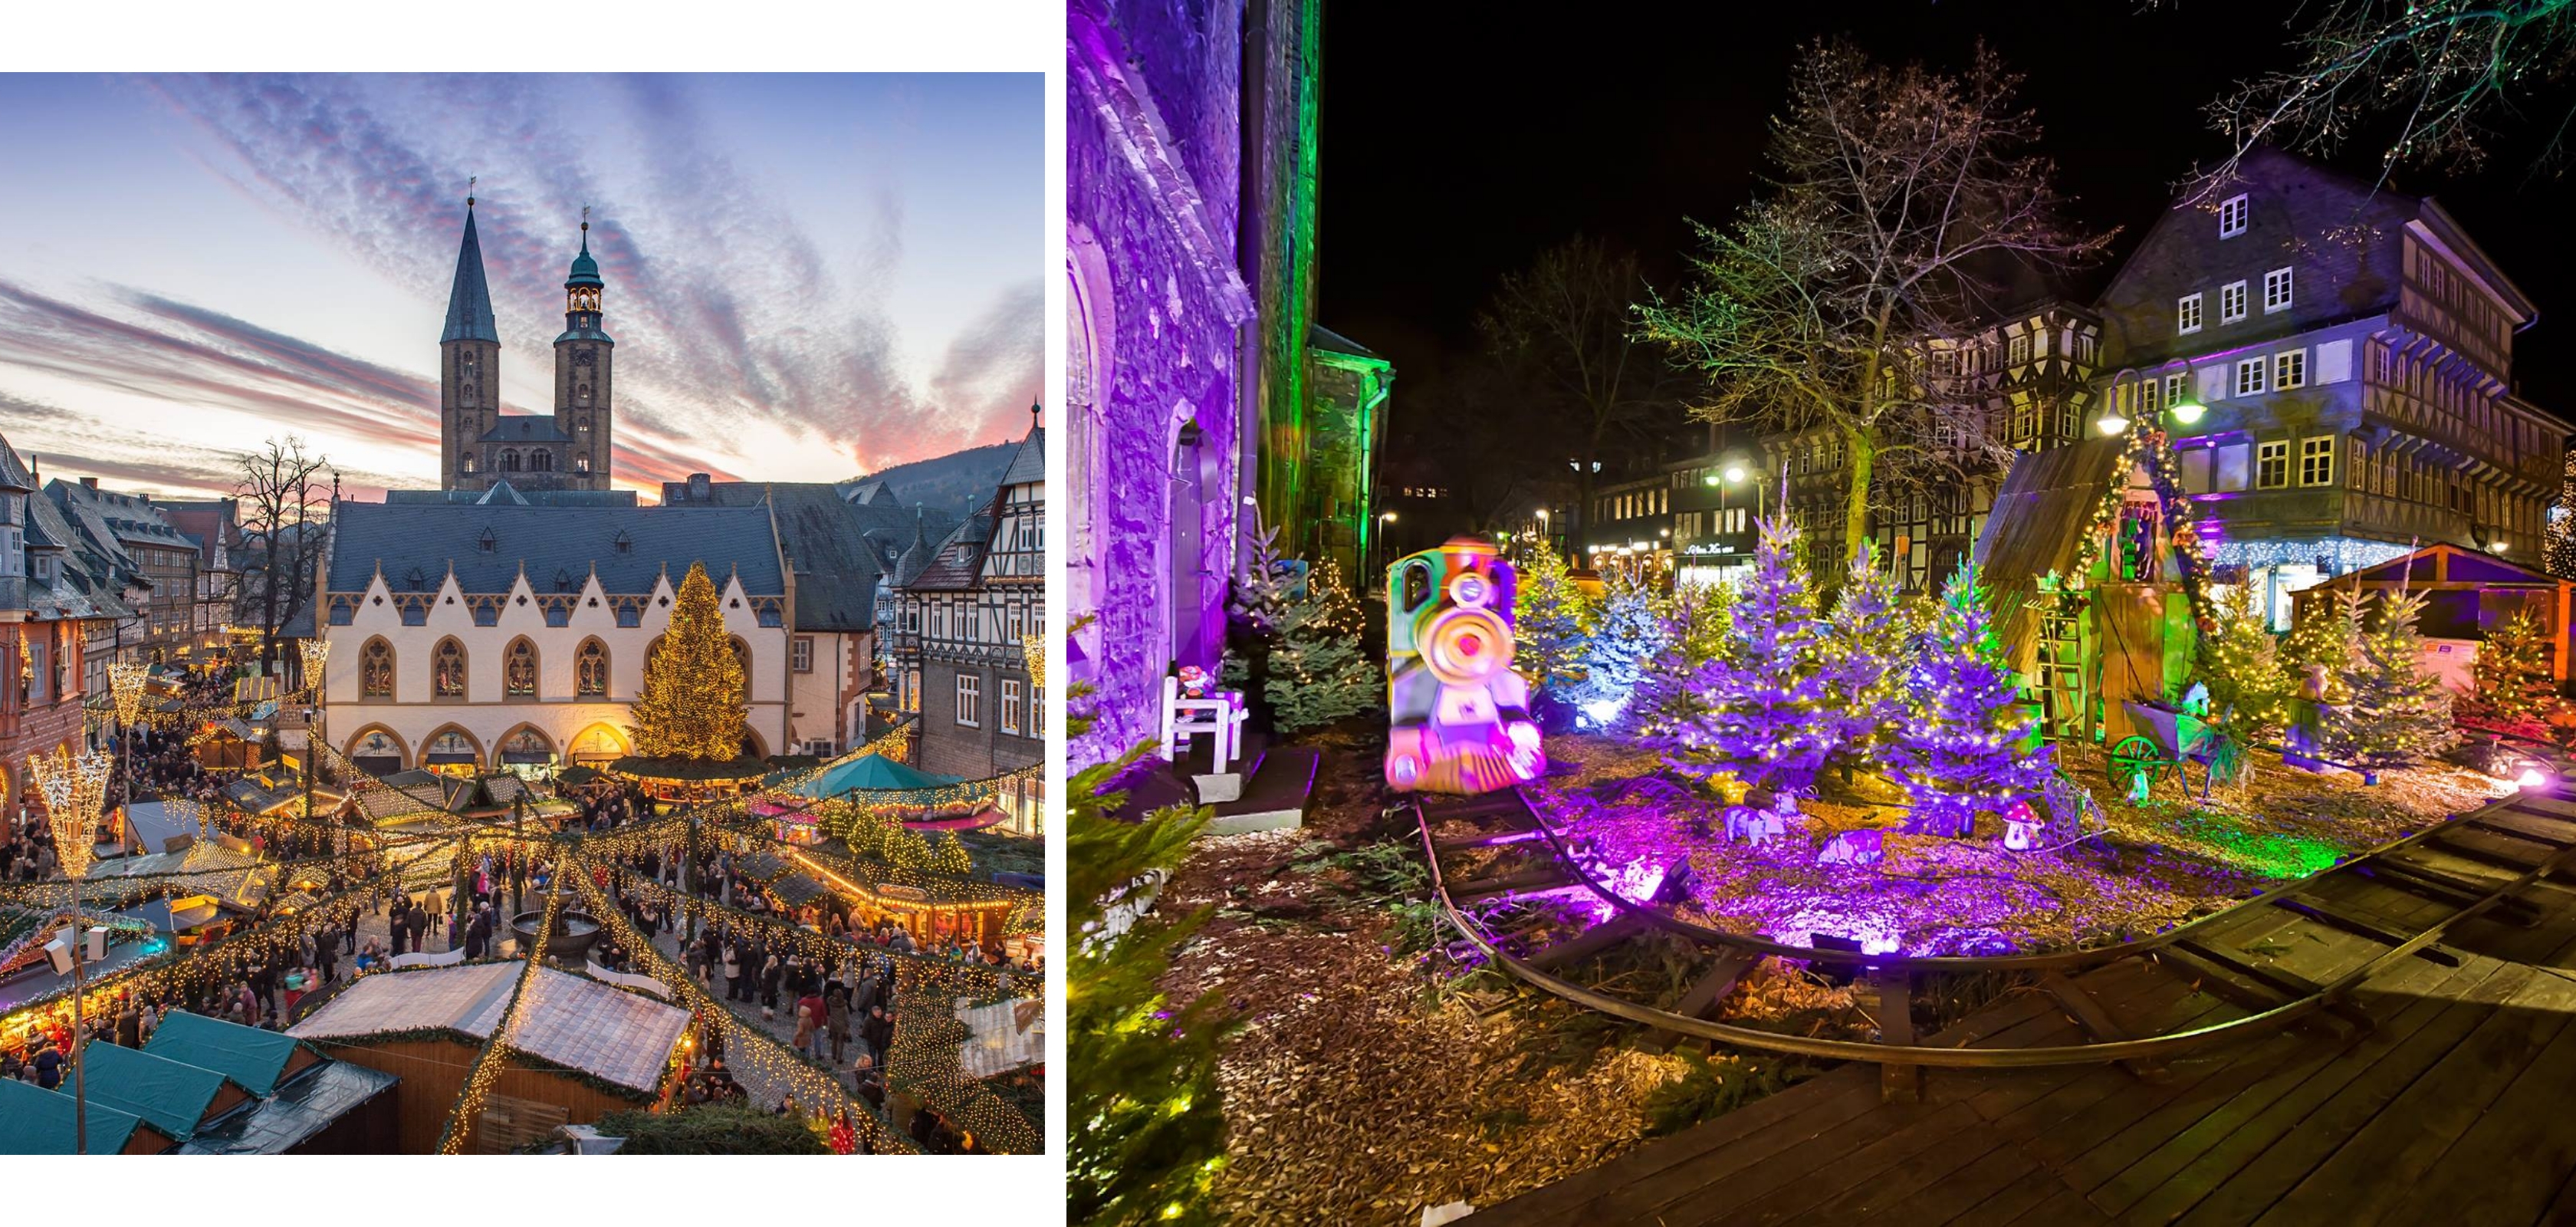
[91,838,276,913]
[225,778,301,816]
[77,1041,248,1141]
[2308,541,2566,591]
[1973,434,2128,654]
[955,996,1043,1079]
[0,1077,149,1153]
[178,1058,396,1154]
[291,962,689,1094]
[146,1009,308,1096]
[790,752,962,799]
[123,799,197,854]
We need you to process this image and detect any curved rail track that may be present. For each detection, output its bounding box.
[1408,757,2576,1073]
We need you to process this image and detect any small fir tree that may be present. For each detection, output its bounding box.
[1882,562,2054,837]
[1629,581,1735,741]
[1264,558,1378,734]
[2199,583,2295,739]
[1579,570,1671,723]
[931,830,974,877]
[2473,610,2555,728]
[1223,503,1291,694]
[2284,587,2365,703]
[1819,539,1905,762]
[2331,588,2457,766]
[630,561,750,762]
[1513,538,1593,708]
[1681,512,1839,799]
[1069,614,1238,1227]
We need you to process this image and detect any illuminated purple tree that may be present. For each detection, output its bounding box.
[1820,538,1905,761]
[1883,562,2052,837]
[1681,512,1836,799]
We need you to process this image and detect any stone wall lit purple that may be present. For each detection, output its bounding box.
[1068,0,1257,767]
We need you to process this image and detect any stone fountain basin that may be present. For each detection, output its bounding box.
[509,910,603,962]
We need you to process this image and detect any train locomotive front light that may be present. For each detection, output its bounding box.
[1421,607,1513,687]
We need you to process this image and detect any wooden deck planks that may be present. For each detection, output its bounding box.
[2369,970,2576,1227]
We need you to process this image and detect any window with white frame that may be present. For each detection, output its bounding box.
[2264,267,2293,313]
[2221,281,2248,323]
[2257,440,2289,488]
[2275,349,2306,390]
[2177,293,2203,334]
[2299,436,2334,485]
[2164,373,2189,408]
[791,636,813,674]
[2219,194,2248,238]
[955,674,982,728]
[1001,678,1024,735]
[2235,357,2269,396]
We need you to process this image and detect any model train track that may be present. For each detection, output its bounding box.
[1408,758,2576,1071]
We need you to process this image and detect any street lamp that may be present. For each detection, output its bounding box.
[33,745,110,1154]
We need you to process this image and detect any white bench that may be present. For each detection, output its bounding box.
[1159,675,1247,774]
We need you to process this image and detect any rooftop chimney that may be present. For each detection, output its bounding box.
[79,476,97,490]
[688,473,711,501]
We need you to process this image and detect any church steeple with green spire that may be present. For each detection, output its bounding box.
[554,206,614,489]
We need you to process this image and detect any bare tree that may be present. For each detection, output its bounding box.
[2201,0,2576,192]
[1477,236,1693,546]
[233,436,334,669]
[1638,40,2111,564]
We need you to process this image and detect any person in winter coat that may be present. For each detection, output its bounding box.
[826,988,852,1064]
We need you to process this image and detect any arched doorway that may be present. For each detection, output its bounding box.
[421,725,483,775]
[738,725,767,762]
[345,727,408,778]
[568,723,628,765]
[495,725,557,770]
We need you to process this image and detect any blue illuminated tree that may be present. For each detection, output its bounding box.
[1819,538,1905,762]
[1681,513,1837,798]
[1630,581,1734,742]
[1883,561,2052,837]
[1579,571,1670,725]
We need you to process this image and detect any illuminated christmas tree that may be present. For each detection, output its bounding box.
[1629,581,1734,741]
[2284,587,2364,703]
[1882,562,2052,837]
[1579,570,1670,724]
[1819,539,1904,760]
[1264,558,1379,734]
[2331,587,2456,766]
[1681,512,1838,798]
[1513,538,1593,713]
[2474,610,2555,728]
[932,830,974,877]
[2198,583,2294,739]
[630,562,748,762]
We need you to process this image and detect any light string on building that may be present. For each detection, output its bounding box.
[435,883,559,1154]
[885,957,1042,1156]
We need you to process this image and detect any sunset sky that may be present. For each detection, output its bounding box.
[0,72,1040,499]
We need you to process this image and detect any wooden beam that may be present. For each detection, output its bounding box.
[1874,971,1921,1103]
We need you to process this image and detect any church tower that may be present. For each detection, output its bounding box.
[553,212,615,489]
[439,195,501,492]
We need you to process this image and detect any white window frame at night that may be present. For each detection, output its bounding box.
[2221,280,2248,323]
[2299,436,2335,486]
[2264,267,2293,313]
[955,674,982,729]
[2275,349,2306,390]
[2164,373,2189,407]
[2235,357,2269,397]
[1001,677,1024,735]
[2257,440,2290,488]
[2219,194,2248,238]
[2177,292,2203,334]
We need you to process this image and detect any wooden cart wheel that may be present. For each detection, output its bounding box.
[2107,735,2163,794]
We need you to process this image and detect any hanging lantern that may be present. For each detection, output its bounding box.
[1019,632,1045,690]
[299,638,331,693]
[29,745,110,882]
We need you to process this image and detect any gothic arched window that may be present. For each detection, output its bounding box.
[462,453,478,475]
[731,637,753,702]
[575,638,609,697]
[360,638,394,699]
[504,637,537,696]
[574,456,591,473]
[432,637,467,699]
[500,450,521,472]
[531,449,554,472]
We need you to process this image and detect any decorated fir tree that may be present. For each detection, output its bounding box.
[1069,617,1238,1227]
[2284,587,2365,704]
[1681,513,1839,799]
[931,830,974,877]
[630,562,748,761]
[1264,558,1379,734]
[1818,539,1905,762]
[2331,588,2456,766]
[2198,583,2295,739]
[1628,581,1734,741]
[1222,503,1291,693]
[1513,538,1593,712]
[1881,562,2054,837]
[2473,609,2555,728]
[1578,570,1671,724]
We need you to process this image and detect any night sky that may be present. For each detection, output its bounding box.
[1321,2,2576,442]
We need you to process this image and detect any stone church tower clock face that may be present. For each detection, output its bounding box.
[553,215,615,489]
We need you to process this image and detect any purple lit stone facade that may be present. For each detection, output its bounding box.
[1067,0,1259,765]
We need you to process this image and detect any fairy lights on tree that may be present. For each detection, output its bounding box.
[631,562,748,762]
[1882,562,2053,837]
[1579,569,1670,725]
[2331,587,2456,767]
[1819,539,1904,760]
[1263,558,1378,734]
[1511,538,1592,712]
[1681,512,1838,800]
[2198,583,2295,739]
[1628,581,1733,741]
[2473,609,2555,728]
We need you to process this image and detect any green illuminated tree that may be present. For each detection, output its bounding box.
[2331,588,2457,767]
[2199,583,2295,740]
[1629,581,1734,741]
[1819,539,1906,761]
[1513,538,1593,714]
[1264,558,1379,734]
[2285,587,2366,703]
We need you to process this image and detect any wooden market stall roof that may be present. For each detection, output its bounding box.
[145,1008,324,1097]
[0,1077,169,1154]
[289,961,690,1095]
[75,1041,257,1143]
[1973,434,2131,663]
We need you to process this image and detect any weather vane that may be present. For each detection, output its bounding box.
[468,175,477,207]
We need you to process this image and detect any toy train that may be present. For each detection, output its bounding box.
[1384,537,1545,794]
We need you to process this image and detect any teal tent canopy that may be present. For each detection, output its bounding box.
[146,1009,306,1097]
[76,1042,246,1141]
[0,1076,151,1153]
[788,753,961,800]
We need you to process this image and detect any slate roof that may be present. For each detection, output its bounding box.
[383,485,639,508]
[22,482,135,621]
[442,206,501,344]
[291,962,691,1094]
[326,500,784,597]
[905,508,995,592]
[478,416,573,444]
[0,434,34,491]
[659,480,958,632]
[1000,422,1044,488]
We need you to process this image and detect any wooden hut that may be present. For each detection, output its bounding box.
[288,961,690,1153]
[2290,543,2574,694]
[0,1077,175,1153]
[1975,433,2210,746]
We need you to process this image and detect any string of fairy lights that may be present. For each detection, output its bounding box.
[885,958,1043,1156]
[435,883,560,1154]
[2057,424,2222,632]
